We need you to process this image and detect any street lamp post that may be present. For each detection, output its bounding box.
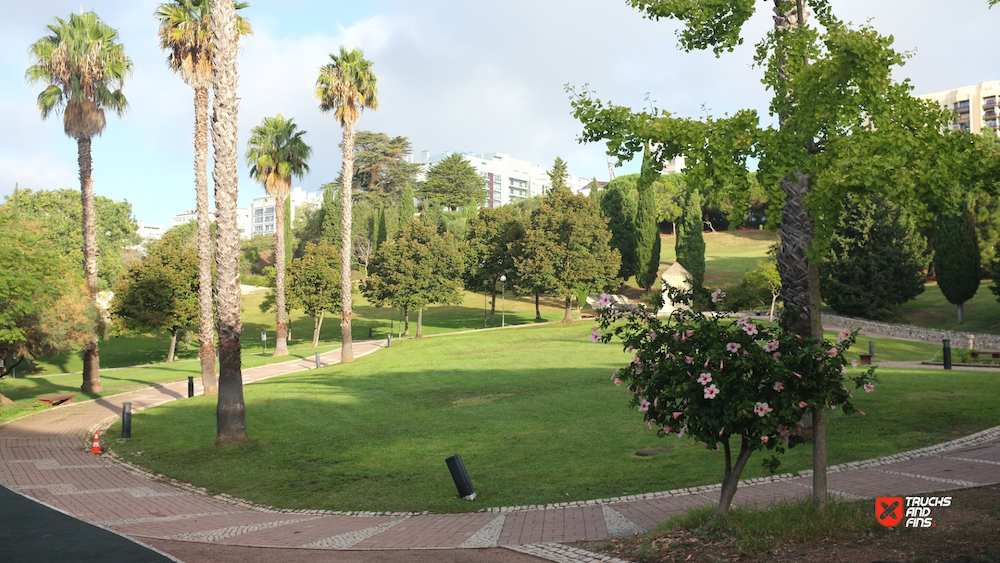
[484,280,489,327]
[500,275,507,327]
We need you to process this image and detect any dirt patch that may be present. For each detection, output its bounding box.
[581,484,1000,563]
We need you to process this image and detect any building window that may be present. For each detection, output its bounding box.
[955,100,970,110]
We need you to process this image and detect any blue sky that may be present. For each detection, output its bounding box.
[1,1,997,228]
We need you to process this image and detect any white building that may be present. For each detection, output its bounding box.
[919,81,1000,133]
[411,151,594,208]
[248,187,321,237]
[170,209,200,228]
[136,223,165,242]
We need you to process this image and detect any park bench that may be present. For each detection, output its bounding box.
[37,393,74,407]
[970,350,1000,360]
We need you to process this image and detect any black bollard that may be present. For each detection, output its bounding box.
[869,340,875,357]
[187,376,194,398]
[121,402,132,439]
[368,327,373,339]
[943,339,952,370]
[445,454,476,500]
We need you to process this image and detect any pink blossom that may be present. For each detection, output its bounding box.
[672,411,683,419]
[836,329,851,344]
[736,316,749,326]
[829,404,837,409]
[678,425,687,437]
[773,381,784,392]
[763,340,779,352]
[827,347,838,357]
[635,363,644,375]
[761,435,769,443]
[614,378,622,387]
[841,365,848,375]
[627,345,634,353]
[597,293,612,309]
[685,329,695,338]
[851,359,859,368]
[773,352,782,361]
[649,331,659,340]
[589,332,600,343]
[711,289,725,303]
[794,372,802,379]
[697,372,713,385]
[799,401,808,408]
[685,356,694,364]
[653,397,659,409]
[638,399,650,412]
[753,402,772,417]
[663,426,672,434]
[743,324,758,336]
[726,342,741,353]
[864,382,875,393]
[743,350,749,356]
[858,409,867,417]
[777,424,790,436]
[645,420,653,430]
[719,359,724,370]
[704,384,719,399]
[718,427,725,437]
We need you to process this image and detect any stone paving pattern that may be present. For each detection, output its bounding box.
[3,338,1000,563]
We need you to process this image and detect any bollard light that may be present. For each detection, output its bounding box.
[187,376,194,398]
[869,340,875,357]
[368,327,373,339]
[445,454,476,501]
[121,402,132,439]
[387,333,392,348]
[943,339,952,370]
[315,352,321,369]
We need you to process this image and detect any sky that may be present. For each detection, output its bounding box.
[1,0,997,229]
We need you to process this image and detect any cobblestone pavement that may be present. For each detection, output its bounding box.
[3,338,1000,563]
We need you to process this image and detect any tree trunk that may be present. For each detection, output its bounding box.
[211,0,247,446]
[769,293,777,322]
[489,290,497,326]
[416,309,423,338]
[812,406,827,511]
[166,330,178,363]
[312,312,324,348]
[563,296,573,322]
[716,435,754,519]
[340,124,356,363]
[957,303,965,324]
[194,86,218,396]
[273,195,289,356]
[78,137,102,393]
[403,305,410,336]
[535,292,542,322]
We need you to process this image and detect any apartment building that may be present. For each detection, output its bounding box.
[919,81,1000,133]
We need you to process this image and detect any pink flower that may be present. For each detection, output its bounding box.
[627,345,634,353]
[753,402,772,417]
[719,359,724,370]
[761,435,769,443]
[773,352,782,361]
[773,381,784,392]
[597,293,612,309]
[635,363,644,375]
[589,332,600,343]
[663,426,672,434]
[827,347,838,358]
[649,331,659,340]
[653,397,659,409]
[718,427,725,437]
[638,399,651,412]
[678,425,687,437]
[743,324,758,336]
[763,340,779,353]
[704,384,719,399]
[794,372,802,379]
[841,365,848,375]
[851,359,859,369]
[799,401,808,408]
[777,424,790,436]
[698,372,713,385]
[711,289,725,303]
[685,356,694,364]
[685,329,695,338]
[672,411,683,419]
[614,378,622,387]
[736,316,749,327]
[645,420,653,430]
[864,382,875,393]
[858,409,867,417]
[836,329,851,344]
[726,342,741,353]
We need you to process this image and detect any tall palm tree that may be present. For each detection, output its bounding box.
[316,46,378,363]
[245,115,312,356]
[155,0,251,396]
[209,0,245,446]
[26,12,132,394]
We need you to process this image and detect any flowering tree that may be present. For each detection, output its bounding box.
[592,289,875,518]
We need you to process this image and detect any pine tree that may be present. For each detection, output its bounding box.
[675,189,706,290]
[934,201,981,324]
[635,144,661,290]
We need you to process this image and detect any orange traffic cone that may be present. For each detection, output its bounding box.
[89,431,102,454]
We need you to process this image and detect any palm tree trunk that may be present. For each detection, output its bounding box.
[211,0,247,446]
[166,330,178,363]
[194,86,217,396]
[312,312,324,348]
[78,137,101,394]
[273,195,289,356]
[340,124,356,362]
[416,309,423,338]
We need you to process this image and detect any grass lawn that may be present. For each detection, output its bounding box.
[896,281,1000,335]
[659,230,778,289]
[109,322,1000,514]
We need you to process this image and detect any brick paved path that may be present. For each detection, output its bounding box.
[3,338,1000,562]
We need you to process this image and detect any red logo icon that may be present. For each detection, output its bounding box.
[876,497,904,527]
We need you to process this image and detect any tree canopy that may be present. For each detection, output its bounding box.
[352,131,421,204]
[418,153,487,211]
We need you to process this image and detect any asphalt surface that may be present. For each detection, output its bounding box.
[1,483,178,563]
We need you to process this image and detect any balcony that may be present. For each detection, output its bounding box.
[985,98,997,108]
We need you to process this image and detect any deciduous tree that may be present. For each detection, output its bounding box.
[287,242,342,348]
[465,206,524,326]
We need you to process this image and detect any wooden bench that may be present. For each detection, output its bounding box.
[970,350,1000,360]
[858,354,873,365]
[37,393,75,407]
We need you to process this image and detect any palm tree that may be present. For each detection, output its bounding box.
[245,115,312,356]
[316,46,378,363]
[209,0,246,446]
[26,12,132,394]
[155,0,251,395]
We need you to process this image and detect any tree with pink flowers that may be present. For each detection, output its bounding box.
[593,288,875,519]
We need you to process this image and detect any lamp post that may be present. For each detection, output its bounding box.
[500,275,507,327]
[484,279,489,327]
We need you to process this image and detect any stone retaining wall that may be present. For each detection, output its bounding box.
[822,314,1000,350]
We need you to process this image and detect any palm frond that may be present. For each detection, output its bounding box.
[315,46,379,127]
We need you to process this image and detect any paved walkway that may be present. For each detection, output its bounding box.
[2,338,1000,563]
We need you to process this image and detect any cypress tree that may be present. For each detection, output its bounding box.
[934,201,980,324]
[376,205,388,250]
[635,145,661,290]
[599,174,639,280]
[675,189,706,290]
[400,184,416,228]
[319,186,341,246]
